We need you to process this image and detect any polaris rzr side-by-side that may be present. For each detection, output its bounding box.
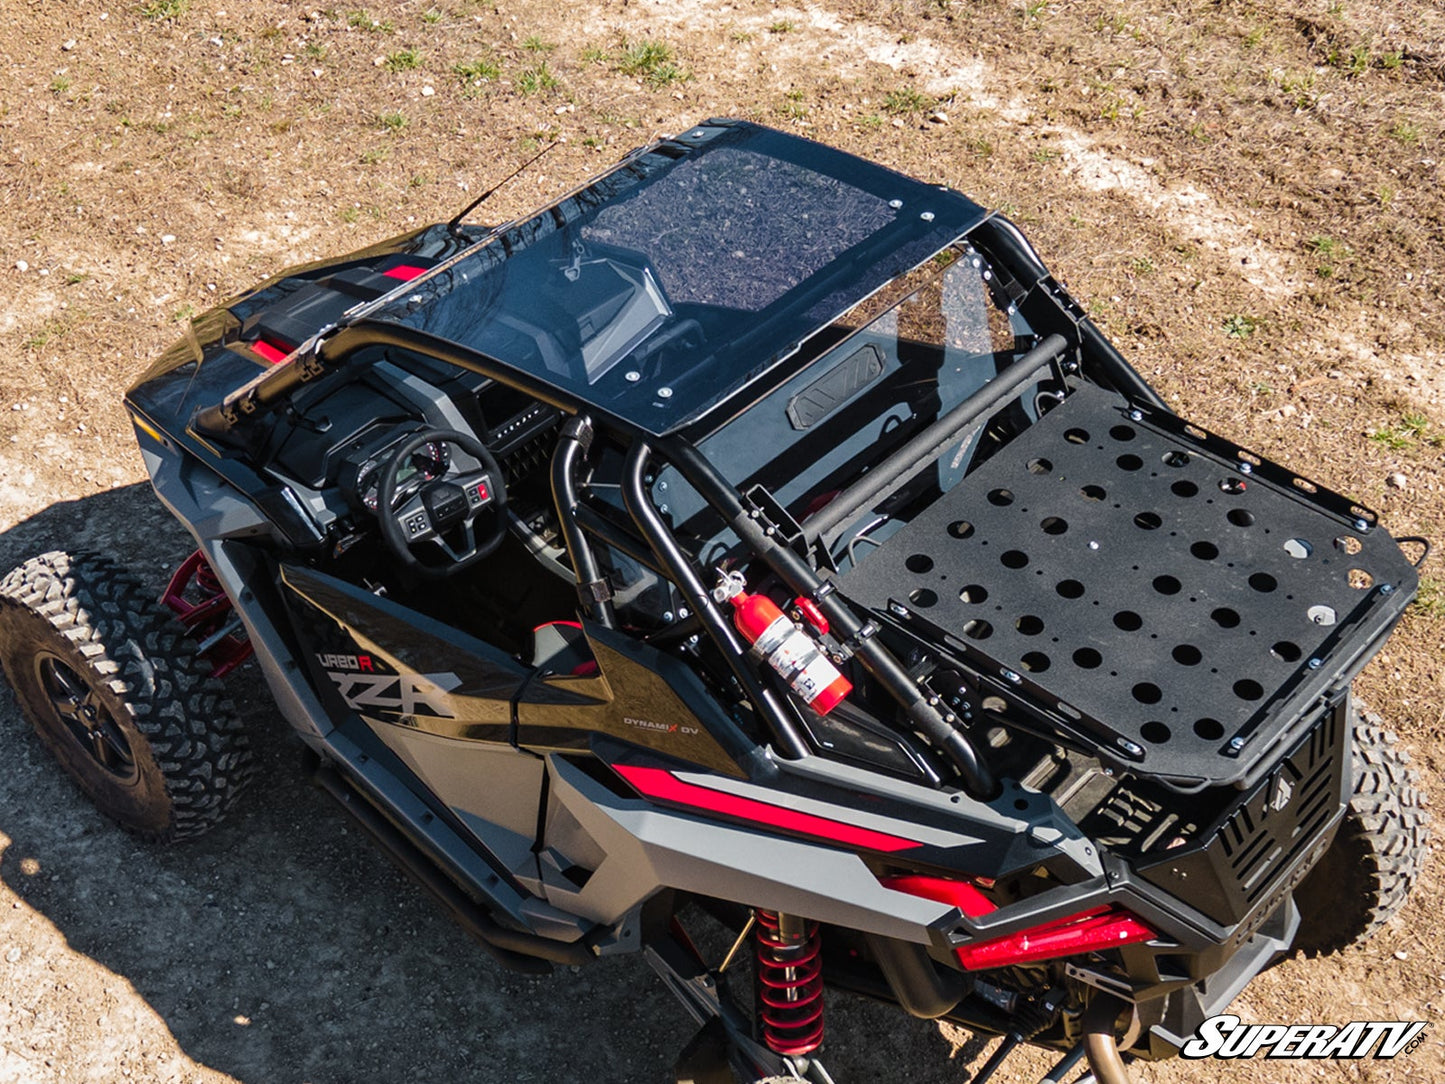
[0,120,1429,1084]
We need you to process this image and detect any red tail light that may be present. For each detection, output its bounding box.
[954,907,1158,970]
[882,874,1158,970]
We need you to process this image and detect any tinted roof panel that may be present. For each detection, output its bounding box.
[375,121,985,434]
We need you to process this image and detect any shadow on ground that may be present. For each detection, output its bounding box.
[0,487,975,1084]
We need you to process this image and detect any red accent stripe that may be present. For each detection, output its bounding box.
[613,764,921,853]
[383,264,428,281]
[251,339,290,364]
[882,874,996,918]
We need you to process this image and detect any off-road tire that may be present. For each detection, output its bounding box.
[1291,710,1429,956]
[0,550,251,842]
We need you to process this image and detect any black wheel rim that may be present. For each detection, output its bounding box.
[33,651,139,784]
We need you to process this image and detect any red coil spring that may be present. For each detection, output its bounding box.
[194,556,224,596]
[754,910,824,1056]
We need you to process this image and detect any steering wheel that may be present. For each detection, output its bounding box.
[375,428,507,579]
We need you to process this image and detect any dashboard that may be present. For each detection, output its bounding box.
[260,351,560,552]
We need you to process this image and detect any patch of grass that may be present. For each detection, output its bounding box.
[883,87,932,114]
[421,8,442,24]
[777,89,808,120]
[1243,25,1267,48]
[580,46,608,64]
[22,310,86,351]
[360,146,391,164]
[49,77,72,94]
[769,20,795,34]
[517,62,559,95]
[1222,313,1258,339]
[858,112,884,129]
[340,206,360,224]
[521,35,554,53]
[63,271,88,285]
[1369,412,1431,450]
[1388,119,1421,145]
[140,0,189,18]
[376,112,406,132]
[454,56,501,86]
[1272,69,1316,109]
[1412,578,1445,618]
[1128,256,1154,274]
[171,303,196,323]
[1020,0,1048,24]
[1031,147,1060,162]
[304,42,327,60]
[729,28,754,43]
[1309,235,1350,278]
[616,40,690,88]
[346,9,395,32]
[408,173,432,188]
[384,48,421,72]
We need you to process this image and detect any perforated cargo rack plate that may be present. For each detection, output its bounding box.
[840,383,1417,784]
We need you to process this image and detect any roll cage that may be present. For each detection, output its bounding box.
[165,207,1178,805]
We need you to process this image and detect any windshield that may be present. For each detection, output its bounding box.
[373,122,985,434]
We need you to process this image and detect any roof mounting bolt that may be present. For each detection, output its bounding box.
[944,713,957,724]
[657,503,669,514]
[888,601,909,617]
[1088,540,1100,550]
[1118,739,1144,758]
[920,211,935,222]
[1128,409,1143,422]
[678,607,690,618]
[1238,462,1253,475]
[1307,658,1323,670]
[655,480,667,492]
[1354,518,1370,532]
[1380,583,1395,595]
[625,370,641,383]
[1062,359,1078,373]
[1227,737,1247,752]
[658,386,674,399]
[662,611,675,623]
[1002,669,1021,684]
[888,198,904,209]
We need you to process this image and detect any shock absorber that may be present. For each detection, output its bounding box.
[754,910,825,1056]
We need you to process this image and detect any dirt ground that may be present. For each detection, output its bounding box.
[0,0,1443,1081]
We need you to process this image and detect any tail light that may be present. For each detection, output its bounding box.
[883,873,1159,970]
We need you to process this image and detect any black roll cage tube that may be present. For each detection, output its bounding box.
[802,333,1069,546]
[653,438,999,801]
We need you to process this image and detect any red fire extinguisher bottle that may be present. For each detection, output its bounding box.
[715,572,851,715]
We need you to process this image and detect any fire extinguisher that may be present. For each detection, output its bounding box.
[714,571,852,715]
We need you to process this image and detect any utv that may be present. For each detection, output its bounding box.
[0,120,1428,1084]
